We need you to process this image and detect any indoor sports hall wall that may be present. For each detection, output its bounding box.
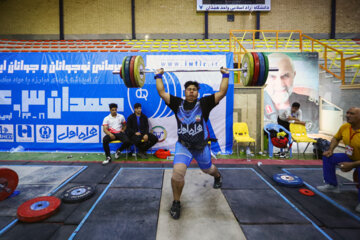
[0,0,359,39]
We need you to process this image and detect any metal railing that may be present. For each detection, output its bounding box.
[229,30,360,88]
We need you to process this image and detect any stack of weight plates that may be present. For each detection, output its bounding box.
[120,56,146,88]
[240,52,269,87]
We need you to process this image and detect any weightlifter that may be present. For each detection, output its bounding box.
[155,67,229,219]
[317,107,360,213]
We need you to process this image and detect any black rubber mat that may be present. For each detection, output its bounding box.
[220,168,269,189]
[73,188,161,240]
[241,224,328,240]
[2,223,61,240]
[49,225,77,240]
[70,163,117,184]
[223,189,308,224]
[111,168,163,189]
[64,185,106,225]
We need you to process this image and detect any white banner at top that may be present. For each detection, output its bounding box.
[197,0,271,12]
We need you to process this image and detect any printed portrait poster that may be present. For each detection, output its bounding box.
[263,52,319,133]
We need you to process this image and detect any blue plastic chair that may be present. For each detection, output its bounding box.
[264,123,292,158]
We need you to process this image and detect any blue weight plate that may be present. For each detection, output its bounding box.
[257,52,266,86]
[272,173,303,187]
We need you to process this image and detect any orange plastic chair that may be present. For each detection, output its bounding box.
[289,123,317,158]
[233,122,256,156]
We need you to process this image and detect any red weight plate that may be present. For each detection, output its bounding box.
[0,168,19,201]
[17,196,61,222]
[129,56,137,87]
[299,188,315,196]
[251,52,260,86]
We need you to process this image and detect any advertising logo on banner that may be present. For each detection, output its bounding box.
[0,124,14,142]
[263,52,319,133]
[57,125,99,143]
[36,125,54,143]
[0,52,234,153]
[16,124,34,142]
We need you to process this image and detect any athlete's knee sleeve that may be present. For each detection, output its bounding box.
[172,164,186,182]
[201,164,216,175]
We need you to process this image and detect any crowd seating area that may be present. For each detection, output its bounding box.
[0,38,359,55]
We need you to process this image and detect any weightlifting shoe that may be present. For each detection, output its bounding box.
[355,203,360,213]
[102,156,112,166]
[170,200,181,220]
[316,184,340,193]
[213,174,222,189]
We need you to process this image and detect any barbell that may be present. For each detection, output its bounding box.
[112,53,277,88]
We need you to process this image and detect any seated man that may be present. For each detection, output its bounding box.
[277,102,305,131]
[126,103,158,158]
[317,107,360,213]
[102,103,132,165]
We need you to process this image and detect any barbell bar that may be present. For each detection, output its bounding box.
[112,53,278,88]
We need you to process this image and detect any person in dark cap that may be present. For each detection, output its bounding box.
[126,103,158,158]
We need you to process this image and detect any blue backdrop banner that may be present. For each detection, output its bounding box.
[0,52,234,153]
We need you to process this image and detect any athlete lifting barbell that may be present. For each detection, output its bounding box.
[112,53,278,88]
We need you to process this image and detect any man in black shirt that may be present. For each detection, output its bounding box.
[126,103,158,158]
[155,67,229,220]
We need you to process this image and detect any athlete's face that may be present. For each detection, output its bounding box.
[110,107,117,117]
[185,85,198,102]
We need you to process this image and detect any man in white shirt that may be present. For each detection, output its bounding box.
[102,103,132,165]
[277,102,305,131]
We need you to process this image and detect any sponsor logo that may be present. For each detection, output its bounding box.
[151,126,167,143]
[16,124,34,142]
[178,123,203,136]
[36,125,54,143]
[57,125,99,143]
[0,124,14,142]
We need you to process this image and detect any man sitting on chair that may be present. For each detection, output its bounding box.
[277,102,305,131]
[126,103,158,159]
[317,107,360,213]
[102,103,132,165]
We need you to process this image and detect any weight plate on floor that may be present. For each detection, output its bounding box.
[251,52,260,86]
[299,188,315,196]
[240,53,254,86]
[124,56,132,88]
[129,56,137,88]
[0,168,19,201]
[262,53,269,86]
[17,196,61,222]
[257,52,266,86]
[272,173,303,187]
[61,185,96,203]
[134,56,145,88]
